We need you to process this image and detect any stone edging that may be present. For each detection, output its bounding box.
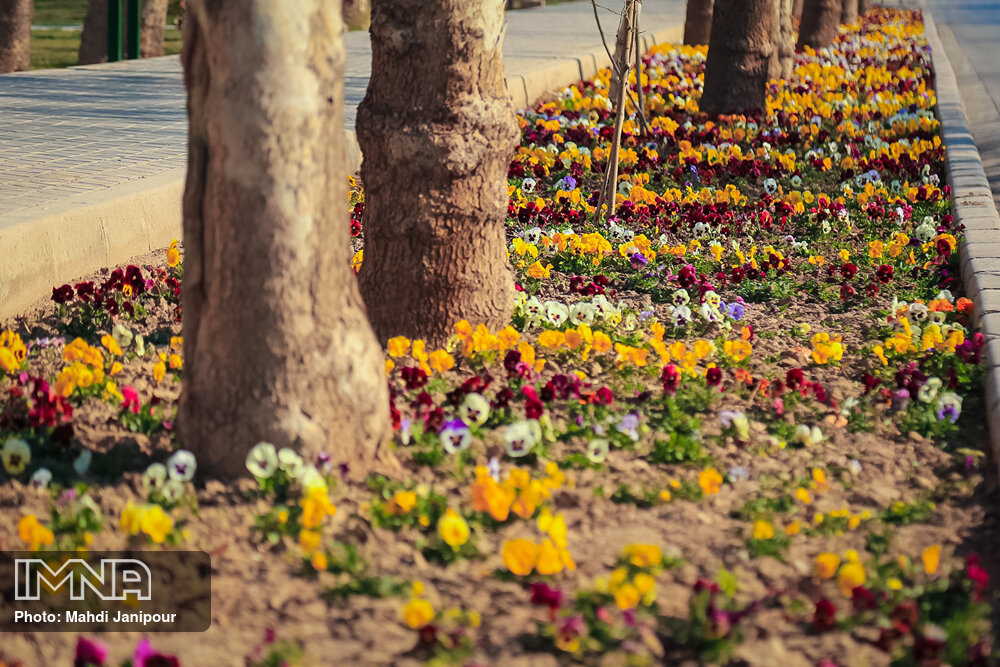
[0,170,184,321]
[923,12,1000,478]
[0,19,682,322]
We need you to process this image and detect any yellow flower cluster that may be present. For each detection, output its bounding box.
[810,507,872,532]
[537,232,613,267]
[454,320,517,354]
[401,581,435,629]
[152,339,184,383]
[297,479,338,563]
[537,324,612,362]
[120,501,174,544]
[810,332,845,365]
[593,545,664,610]
[300,485,337,530]
[880,315,965,359]
[384,335,456,375]
[386,489,417,516]
[698,467,723,496]
[470,463,564,522]
[55,338,106,397]
[0,330,27,374]
[816,543,942,597]
[18,514,55,551]
[437,509,470,550]
[166,239,181,267]
[501,508,575,576]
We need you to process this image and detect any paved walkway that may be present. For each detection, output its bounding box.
[0,0,684,226]
[904,0,1000,210]
[0,0,685,318]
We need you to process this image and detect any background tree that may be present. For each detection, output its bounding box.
[840,0,857,25]
[768,0,794,80]
[700,0,776,116]
[858,0,870,16]
[356,0,519,345]
[0,0,32,73]
[793,0,803,21]
[141,0,169,57]
[79,0,108,64]
[179,0,391,478]
[343,0,370,30]
[683,0,713,46]
[797,0,841,50]
[81,0,168,63]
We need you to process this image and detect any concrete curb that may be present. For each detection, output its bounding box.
[505,23,683,110]
[1,170,184,319]
[923,12,1000,477]
[1,18,682,322]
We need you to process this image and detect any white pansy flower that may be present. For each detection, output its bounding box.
[1,438,31,475]
[544,301,570,327]
[30,467,52,491]
[246,442,279,479]
[142,463,167,491]
[587,438,610,463]
[277,448,304,478]
[504,420,540,458]
[671,305,692,327]
[459,393,491,427]
[917,377,942,404]
[793,424,824,447]
[167,449,197,482]
[569,302,596,326]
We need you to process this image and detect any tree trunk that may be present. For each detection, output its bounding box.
[792,0,803,22]
[840,0,857,24]
[140,0,169,58]
[858,0,870,15]
[79,0,108,64]
[179,0,391,478]
[597,0,634,219]
[0,0,32,72]
[700,0,775,116]
[683,0,713,46]
[796,0,841,50]
[356,0,519,345]
[768,0,794,81]
[343,0,370,30]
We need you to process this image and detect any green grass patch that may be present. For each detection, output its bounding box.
[33,0,89,26]
[33,0,183,26]
[29,28,182,70]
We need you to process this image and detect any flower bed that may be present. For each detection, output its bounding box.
[1,8,996,666]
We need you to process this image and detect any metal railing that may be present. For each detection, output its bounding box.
[107,0,142,62]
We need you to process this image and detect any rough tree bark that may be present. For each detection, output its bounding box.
[179,0,391,478]
[140,0,169,57]
[768,0,794,81]
[79,0,108,64]
[797,0,841,50]
[0,0,32,73]
[356,0,519,345]
[840,0,857,24]
[700,0,776,116]
[793,0,804,22]
[683,0,713,46]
